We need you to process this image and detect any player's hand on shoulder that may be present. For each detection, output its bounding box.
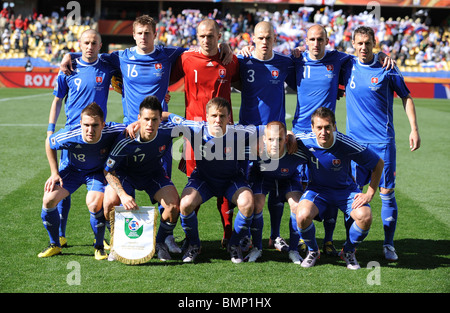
[286,132,298,154]
[60,54,73,75]
[125,122,139,139]
[292,46,305,58]
[219,43,234,65]
[378,52,397,70]
[111,74,123,95]
[238,45,254,58]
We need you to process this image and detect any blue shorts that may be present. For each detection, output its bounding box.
[300,185,369,222]
[59,167,106,194]
[116,167,174,204]
[185,169,251,204]
[251,175,303,203]
[352,142,396,189]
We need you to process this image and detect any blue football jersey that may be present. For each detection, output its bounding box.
[102,46,185,124]
[253,138,310,180]
[49,122,126,172]
[291,50,352,133]
[53,58,117,128]
[168,114,259,186]
[71,45,185,124]
[238,51,295,125]
[297,131,380,189]
[343,55,410,144]
[104,121,177,178]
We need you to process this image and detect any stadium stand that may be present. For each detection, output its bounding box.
[0,4,448,76]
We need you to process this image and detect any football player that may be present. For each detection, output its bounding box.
[39,103,125,259]
[103,96,182,261]
[237,21,297,253]
[247,121,310,263]
[48,29,119,248]
[342,26,421,261]
[296,107,384,269]
[170,19,241,247]
[164,97,259,263]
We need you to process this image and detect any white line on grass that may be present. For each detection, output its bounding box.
[0,92,52,102]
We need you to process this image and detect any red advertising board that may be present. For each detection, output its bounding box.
[0,72,58,88]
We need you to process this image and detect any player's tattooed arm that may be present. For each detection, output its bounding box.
[104,170,138,210]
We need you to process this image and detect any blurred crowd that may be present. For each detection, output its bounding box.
[156,7,450,72]
[1,4,449,72]
[0,5,95,64]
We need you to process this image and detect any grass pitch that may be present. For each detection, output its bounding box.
[0,87,448,297]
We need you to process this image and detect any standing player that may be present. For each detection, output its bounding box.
[170,19,240,246]
[60,16,186,252]
[247,121,309,263]
[62,15,185,122]
[237,21,296,252]
[49,29,118,248]
[103,96,181,261]
[165,97,258,263]
[342,26,421,261]
[39,103,125,259]
[296,107,384,269]
[291,24,394,255]
[61,16,233,250]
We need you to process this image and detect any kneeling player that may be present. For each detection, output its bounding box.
[39,103,125,260]
[166,97,258,263]
[247,121,310,263]
[103,96,181,261]
[296,107,384,269]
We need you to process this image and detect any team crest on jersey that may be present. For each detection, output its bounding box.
[219,69,226,78]
[326,64,334,72]
[159,145,166,153]
[224,147,232,154]
[371,77,379,84]
[332,159,341,167]
[155,63,163,71]
[281,168,289,174]
[271,70,279,79]
[96,76,103,85]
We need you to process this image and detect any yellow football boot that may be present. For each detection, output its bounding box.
[94,247,108,260]
[38,244,62,258]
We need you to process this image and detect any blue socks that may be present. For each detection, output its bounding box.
[156,219,177,244]
[298,222,318,252]
[57,196,71,238]
[229,211,253,246]
[181,212,200,246]
[250,212,264,250]
[41,206,61,246]
[380,191,398,247]
[323,211,337,243]
[90,209,106,248]
[344,221,370,252]
[289,212,300,251]
[267,193,284,240]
